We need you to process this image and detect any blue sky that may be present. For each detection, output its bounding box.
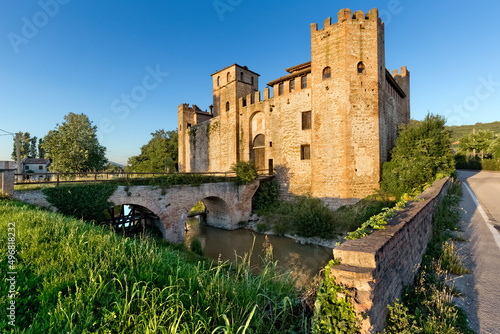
[1,0,499,165]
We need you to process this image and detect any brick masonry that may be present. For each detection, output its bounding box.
[330,177,450,333]
[178,8,410,209]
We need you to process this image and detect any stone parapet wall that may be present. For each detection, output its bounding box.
[330,177,450,333]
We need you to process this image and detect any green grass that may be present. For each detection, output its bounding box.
[255,194,395,240]
[0,198,308,333]
[384,180,474,334]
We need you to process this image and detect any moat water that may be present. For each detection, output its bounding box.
[183,217,333,288]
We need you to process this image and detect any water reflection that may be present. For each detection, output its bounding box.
[184,217,333,288]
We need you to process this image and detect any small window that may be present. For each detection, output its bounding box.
[289,79,295,92]
[323,67,331,79]
[217,76,220,86]
[226,101,230,111]
[25,165,29,170]
[269,141,272,147]
[278,83,284,96]
[242,98,247,107]
[187,123,192,129]
[240,72,244,81]
[302,111,312,130]
[251,77,254,85]
[300,145,311,160]
[227,72,231,82]
[39,165,43,170]
[301,76,307,89]
[357,62,365,74]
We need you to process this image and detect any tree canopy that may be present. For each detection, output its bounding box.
[11,132,39,160]
[126,129,178,173]
[381,114,455,199]
[42,113,107,173]
[458,129,495,160]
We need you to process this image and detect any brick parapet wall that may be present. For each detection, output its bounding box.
[330,177,450,333]
[0,172,14,196]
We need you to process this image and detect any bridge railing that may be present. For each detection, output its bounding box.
[14,169,274,186]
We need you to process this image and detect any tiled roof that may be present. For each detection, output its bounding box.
[23,158,50,165]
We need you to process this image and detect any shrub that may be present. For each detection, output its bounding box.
[231,161,258,185]
[252,179,280,212]
[43,183,117,221]
[381,114,455,199]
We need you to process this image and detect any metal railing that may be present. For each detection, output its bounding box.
[14,169,274,186]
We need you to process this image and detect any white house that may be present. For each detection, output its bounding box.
[22,158,51,180]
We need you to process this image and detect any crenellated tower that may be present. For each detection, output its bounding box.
[211,64,259,169]
[310,8,397,200]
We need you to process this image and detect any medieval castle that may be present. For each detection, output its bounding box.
[178,8,410,208]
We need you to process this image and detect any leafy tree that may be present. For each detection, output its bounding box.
[381,114,455,199]
[11,132,38,160]
[489,137,500,161]
[38,138,45,159]
[231,160,258,185]
[126,129,178,172]
[458,129,495,160]
[42,113,107,173]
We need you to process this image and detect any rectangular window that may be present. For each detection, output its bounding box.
[301,76,307,89]
[278,83,284,96]
[289,79,295,92]
[187,123,192,129]
[301,145,311,160]
[39,165,43,170]
[302,111,312,130]
[25,165,29,170]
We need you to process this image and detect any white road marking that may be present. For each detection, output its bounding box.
[464,182,500,252]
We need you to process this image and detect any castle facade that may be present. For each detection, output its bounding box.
[178,8,410,207]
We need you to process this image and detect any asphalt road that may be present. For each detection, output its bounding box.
[457,170,500,334]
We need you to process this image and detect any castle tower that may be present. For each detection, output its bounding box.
[310,8,387,200]
[211,64,259,170]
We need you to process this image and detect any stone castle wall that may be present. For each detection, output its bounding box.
[178,8,410,207]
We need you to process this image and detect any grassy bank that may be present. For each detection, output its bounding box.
[253,190,395,240]
[384,180,474,333]
[0,199,308,333]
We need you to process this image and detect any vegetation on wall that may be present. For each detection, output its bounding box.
[381,114,455,200]
[0,199,307,333]
[126,129,178,173]
[252,179,280,212]
[312,260,359,333]
[42,183,117,221]
[231,160,258,185]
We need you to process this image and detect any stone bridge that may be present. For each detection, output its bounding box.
[2,171,261,243]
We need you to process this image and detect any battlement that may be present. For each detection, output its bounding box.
[178,103,213,115]
[311,8,381,32]
[391,66,410,78]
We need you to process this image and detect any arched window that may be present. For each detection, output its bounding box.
[226,101,230,111]
[323,67,331,79]
[357,62,365,74]
[240,72,244,82]
[227,72,231,83]
[217,76,220,86]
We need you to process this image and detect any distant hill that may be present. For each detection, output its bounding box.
[446,121,500,144]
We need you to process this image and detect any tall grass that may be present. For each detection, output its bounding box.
[0,199,307,333]
[385,180,474,334]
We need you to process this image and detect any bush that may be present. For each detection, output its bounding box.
[381,114,455,199]
[252,179,280,212]
[454,153,500,171]
[43,183,117,221]
[231,161,258,185]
